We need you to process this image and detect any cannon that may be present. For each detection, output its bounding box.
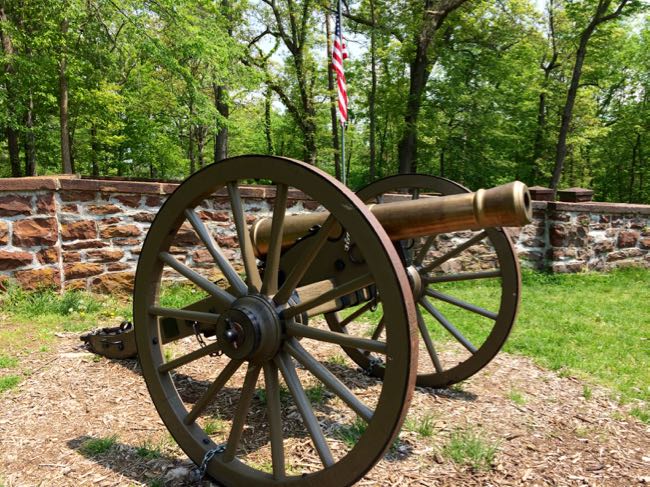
[133,155,531,485]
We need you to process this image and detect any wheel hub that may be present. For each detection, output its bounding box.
[216,294,282,363]
[406,265,424,298]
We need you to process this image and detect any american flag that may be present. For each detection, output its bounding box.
[332,2,348,125]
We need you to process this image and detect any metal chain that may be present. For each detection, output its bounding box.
[195,444,226,480]
[193,322,221,357]
[365,356,384,376]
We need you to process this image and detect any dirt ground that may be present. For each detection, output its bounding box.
[0,328,648,487]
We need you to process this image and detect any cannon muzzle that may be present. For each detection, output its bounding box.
[251,181,532,256]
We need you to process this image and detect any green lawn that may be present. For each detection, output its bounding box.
[0,269,648,421]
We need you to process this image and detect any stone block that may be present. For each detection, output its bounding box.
[65,279,88,291]
[145,195,164,207]
[0,195,32,216]
[640,238,650,250]
[607,248,644,262]
[86,249,124,262]
[90,272,135,294]
[35,193,56,214]
[133,212,155,223]
[549,223,567,247]
[37,247,60,264]
[114,194,142,207]
[15,267,60,290]
[63,240,108,250]
[0,221,8,245]
[107,262,132,272]
[61,220,97,241]
[592,240,614,253]
[60,190,96,202]
[551,262,586,273]
[113,238,142,246]
[61,204,79,213]
[63,251,81,263]
[0,250,34,270]
[13,217,58,246]
[617,231,639,248]
[87,204,122,215]
[64,263,104,280]
[100,224,141,238]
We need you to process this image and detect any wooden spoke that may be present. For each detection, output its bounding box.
[285,338,373,422]
[337,300,377,330]
[275,352,335,468]
[416,307,443,373]
[262,362,285,480]
[370,316,386,341]
[285,322,387,354]
[261,183,288,296]
[421,231,488,273]
[281,273,374,320]
[420,298,477,354]
[149,305,220,324]
[223,364,262,462]
[184,359,243,425]
[424,269,502,284]
[425,288,498,320]
[273,216,337,305]
[159,252,235,312]
[184,208,247,297]
[158,342,222,374]
[227,182,262,291]
[413,235,436,266]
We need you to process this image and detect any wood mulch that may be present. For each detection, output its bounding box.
[0,324,648,487]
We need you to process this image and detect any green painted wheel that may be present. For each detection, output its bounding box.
[326,174,521,388]
[134,156,418,486]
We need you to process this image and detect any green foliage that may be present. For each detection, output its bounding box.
[0,0,646,201]
[508,389,527,406]
[79,435,118,457]
[0,355,19,369]
[444,428,499,471]
[0,375,21,393]
[404,413,436,437]
[135,440,163,459]
[336,417,368,447]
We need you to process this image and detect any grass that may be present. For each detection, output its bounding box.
[203,417,226,435]
[79,435,118,457]
[404,413,436,437]
[422,268,650,414]
[135,440,163,459]
[336,417,367,447]
[0,375,21,393]
[0,354,18,368]
[443,428,499,471]
[508,389,526,406]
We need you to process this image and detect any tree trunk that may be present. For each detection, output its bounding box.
[368,0,377,181]
[59,18,73,174]
[213,83,228,162]
[550,0,631,189]
[91,124,100,177]
[197,125,206,169]
[326,11,341,180]
[0,6,20,176]
[24,91,36,176]
[550,31,591,189]
[396,0,467,174]
[629,132,640,203]
[264,87,274,155]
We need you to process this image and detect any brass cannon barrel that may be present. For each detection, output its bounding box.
[250,181,532,256]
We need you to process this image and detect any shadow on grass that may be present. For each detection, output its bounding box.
[67,435,199,486]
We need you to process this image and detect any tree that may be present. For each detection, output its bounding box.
[550,0,642,189]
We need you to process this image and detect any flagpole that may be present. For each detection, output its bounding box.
[341,122,346,186]
[337,0,346,186]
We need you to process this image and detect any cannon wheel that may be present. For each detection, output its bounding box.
[326,174,521,388]
[134,156,418,486]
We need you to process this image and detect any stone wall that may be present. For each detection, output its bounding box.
[0,176,648,293]
[513,201,650,273]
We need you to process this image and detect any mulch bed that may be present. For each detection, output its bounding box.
[0,326,648,486]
